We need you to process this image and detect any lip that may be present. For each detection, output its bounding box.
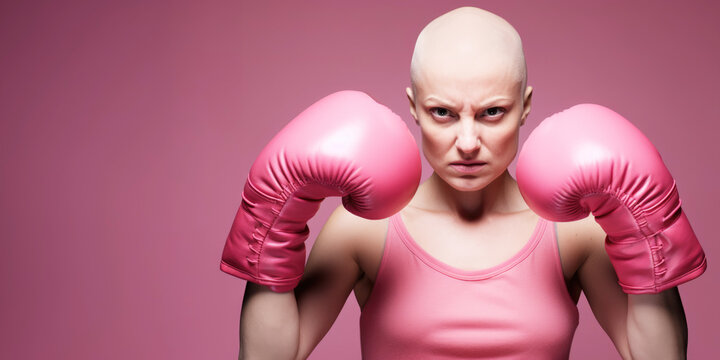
[449,161,487,174]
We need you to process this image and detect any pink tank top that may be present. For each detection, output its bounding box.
[359,214,579,359]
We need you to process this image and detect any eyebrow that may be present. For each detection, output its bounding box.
[423,95,457,108]
[422,95,514,108]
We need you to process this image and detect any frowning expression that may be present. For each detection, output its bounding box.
[407,64,532,192]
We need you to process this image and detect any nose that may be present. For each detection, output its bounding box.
[455,118,480,155]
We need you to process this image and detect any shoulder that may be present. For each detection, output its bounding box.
[556,216,624,297]
[319,205,390,248]
[555,215,607,279]
[311,205,389,276]
[556,215,606,248]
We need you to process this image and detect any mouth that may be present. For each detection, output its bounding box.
[449,161,487,174]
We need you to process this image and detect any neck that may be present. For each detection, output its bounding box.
[415,171,529,221]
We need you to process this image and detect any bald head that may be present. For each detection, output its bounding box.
[410,7,527,94]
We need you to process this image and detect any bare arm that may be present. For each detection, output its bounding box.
[573,217,688,359]
[240,284,300,360]
[238,206,376,360]
[626,289,687,359]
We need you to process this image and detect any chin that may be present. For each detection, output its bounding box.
[445,175,492,192]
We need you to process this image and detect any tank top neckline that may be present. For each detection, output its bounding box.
[391,213,546,281]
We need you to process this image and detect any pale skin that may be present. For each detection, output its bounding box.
[239,7,688,360]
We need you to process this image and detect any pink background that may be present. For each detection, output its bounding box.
[1,0,718,358]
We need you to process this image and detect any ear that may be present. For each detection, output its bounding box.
[520,86,533,126]
[406,86,419,124]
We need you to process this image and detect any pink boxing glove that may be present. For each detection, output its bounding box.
[220,90,422,292]
[517,104,706,294]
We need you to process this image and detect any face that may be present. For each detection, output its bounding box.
[407,67,532,192]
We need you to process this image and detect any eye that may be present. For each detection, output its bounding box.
[429,107,455,121]
[430,107,449,117]
[482,107,506,119]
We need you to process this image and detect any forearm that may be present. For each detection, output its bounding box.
[239,282,300,360]
[626,287,687,360]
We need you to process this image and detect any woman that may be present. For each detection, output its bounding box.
[230,7,697,360]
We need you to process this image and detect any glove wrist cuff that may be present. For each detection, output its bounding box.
[605,211,706,294]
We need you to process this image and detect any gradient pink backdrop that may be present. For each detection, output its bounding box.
[1,0,718,359]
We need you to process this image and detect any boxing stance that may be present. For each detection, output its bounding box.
[222,7,706,360]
